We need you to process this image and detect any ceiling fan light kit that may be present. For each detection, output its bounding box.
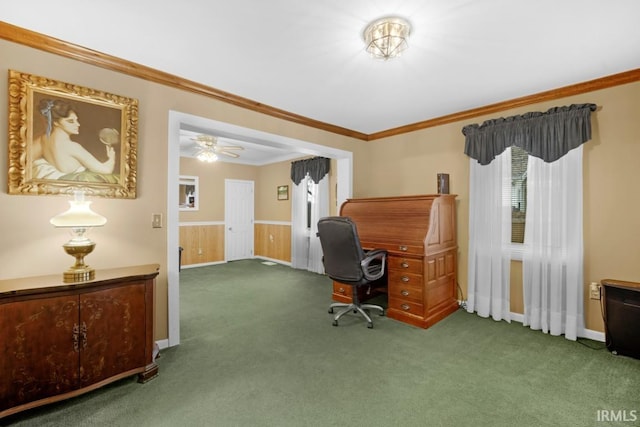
[193,134,243,163]
[363,16,411,60]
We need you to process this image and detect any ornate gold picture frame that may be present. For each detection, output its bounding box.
[8,70,138,198]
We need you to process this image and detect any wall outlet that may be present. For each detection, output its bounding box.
[589,282,601,300]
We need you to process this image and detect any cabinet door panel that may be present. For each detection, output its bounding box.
[0,295,79,410]
[79,283,146,386]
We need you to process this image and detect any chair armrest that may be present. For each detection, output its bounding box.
[361,249,387,281]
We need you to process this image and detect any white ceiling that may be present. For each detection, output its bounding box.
[3,1,640,164]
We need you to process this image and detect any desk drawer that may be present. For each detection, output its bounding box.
[389,270,423,287]
[388,282,423,304]
[388,297,424,317]
[332,282,350,298]
[361,241,423,256]
[388,256,422,274]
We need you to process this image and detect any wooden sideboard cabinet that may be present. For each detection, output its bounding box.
[0,264,159,419]
[337,194,459,329]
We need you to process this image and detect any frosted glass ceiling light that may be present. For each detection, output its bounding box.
[196,149,218,163]
[363,16,411,60]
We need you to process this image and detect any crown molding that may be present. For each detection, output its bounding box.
[2,21,638,142]
[367,68,640,140]
[0,22,368,141]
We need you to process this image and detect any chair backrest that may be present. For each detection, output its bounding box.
[317,216,366,283]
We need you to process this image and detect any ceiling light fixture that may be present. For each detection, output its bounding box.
[194,135,219,163]
[196,149,218,163]
[363,16,411,60]
[192,134,243,162]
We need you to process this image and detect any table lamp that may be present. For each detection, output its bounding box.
[50,190,107,282]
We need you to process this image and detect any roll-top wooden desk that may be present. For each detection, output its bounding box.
[334,194,458,328]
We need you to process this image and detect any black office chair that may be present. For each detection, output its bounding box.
[317,216,387,328]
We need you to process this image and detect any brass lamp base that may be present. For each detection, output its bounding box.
[62,241,96,283]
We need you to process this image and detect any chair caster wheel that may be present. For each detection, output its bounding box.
[332,320,339,327]
[328,308,334,314]
[367,323,373,329]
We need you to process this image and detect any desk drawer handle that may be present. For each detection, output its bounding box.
[400,262,409,268]
[401,289,410,296]
[401,276,410,283]
[401,304,411,311]
[399,245,408,252]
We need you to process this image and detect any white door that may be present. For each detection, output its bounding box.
[225,179,254,261]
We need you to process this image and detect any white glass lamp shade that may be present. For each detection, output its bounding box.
[50,191,106,243]
[50,192,106,228]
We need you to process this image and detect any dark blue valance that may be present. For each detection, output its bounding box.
[462,103,597,165]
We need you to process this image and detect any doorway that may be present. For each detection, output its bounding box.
[167,110,353,347]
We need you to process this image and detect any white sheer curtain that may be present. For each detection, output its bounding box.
[523,145,584,340]
[291,177,309,270]
[467,149,512,321]
[307,175,329,274]
[290,174,329,273]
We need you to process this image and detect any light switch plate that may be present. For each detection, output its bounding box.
[152,213,163,228]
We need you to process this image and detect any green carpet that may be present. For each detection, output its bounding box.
[4,259,639,427]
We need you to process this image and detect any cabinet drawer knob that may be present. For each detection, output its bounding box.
[401,304,410,311]
[399,245,408,252]
[401,262,409,268]
[401,289,409,296]
[401,276,410,283]
[338,287,346,295]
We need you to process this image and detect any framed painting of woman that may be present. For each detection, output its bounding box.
[8,70,138,198]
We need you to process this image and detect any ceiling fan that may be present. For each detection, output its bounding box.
[192,134,244,162]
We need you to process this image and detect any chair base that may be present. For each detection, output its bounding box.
[329,302,385,328]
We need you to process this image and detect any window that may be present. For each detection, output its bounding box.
[510,146,528,243]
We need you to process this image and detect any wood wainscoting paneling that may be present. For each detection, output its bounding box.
[179,223,225,266]
[254,222,291,263]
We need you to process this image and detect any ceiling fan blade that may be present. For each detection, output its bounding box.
[214,145,243,152]
[219,151,240,158]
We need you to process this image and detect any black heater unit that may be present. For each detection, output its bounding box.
[601,279,640,360]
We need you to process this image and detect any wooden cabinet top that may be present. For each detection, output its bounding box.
[601,279,640,291]
[0,264,160,298]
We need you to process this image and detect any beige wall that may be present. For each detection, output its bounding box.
[2,36,638,339]
[255,160,296,221]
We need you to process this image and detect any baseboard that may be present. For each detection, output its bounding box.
[461,306,605,342]
[156,339,170,350]
[508,311,604,342]
[180,261,226,269]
